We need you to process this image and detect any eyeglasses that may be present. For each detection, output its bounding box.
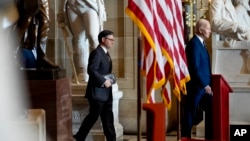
[105,38,115,42]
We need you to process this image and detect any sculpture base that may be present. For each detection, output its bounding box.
[21,68,66,80]
[25,78,72,141]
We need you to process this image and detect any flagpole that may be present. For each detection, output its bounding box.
[177,98,181,141]
[137,35,142,141]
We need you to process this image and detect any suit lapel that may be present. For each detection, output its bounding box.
[195,36,211,74]
[193,36,210,63]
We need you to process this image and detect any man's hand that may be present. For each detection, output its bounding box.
[104,79,112,88]
[204,85,213,95]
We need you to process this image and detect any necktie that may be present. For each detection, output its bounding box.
[106,52,111,61]
[203,41,206,48]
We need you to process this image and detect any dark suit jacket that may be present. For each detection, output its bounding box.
[185,35,212,95]
[85,46,112,101]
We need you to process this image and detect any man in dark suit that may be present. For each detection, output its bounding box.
[73,30,116,141]
[181,19,213,141]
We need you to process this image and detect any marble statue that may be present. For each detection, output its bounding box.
[234,0,250,27]
[234,0,250,72]
[57,0,107,82]
[210,0,250,46]
[12,0,59,69]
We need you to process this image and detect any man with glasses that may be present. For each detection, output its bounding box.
[73,30,116,141]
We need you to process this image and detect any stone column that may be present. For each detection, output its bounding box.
[112,83,124,138]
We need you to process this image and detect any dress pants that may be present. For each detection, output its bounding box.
[74,94,116,141]
[181,89,213,140]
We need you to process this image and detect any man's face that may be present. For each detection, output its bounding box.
[103,35,115,49]
[201,23,211,40]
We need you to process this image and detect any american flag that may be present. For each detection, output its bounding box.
[126,0,190,108]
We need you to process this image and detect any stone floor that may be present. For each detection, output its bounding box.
[117,135,204,141]
[116,129,204,141]
[117,135,178,141]
[83,125,204,141]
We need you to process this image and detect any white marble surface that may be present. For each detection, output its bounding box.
[11,109,46,141]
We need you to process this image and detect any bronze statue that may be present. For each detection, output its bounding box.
[13,0,59,69]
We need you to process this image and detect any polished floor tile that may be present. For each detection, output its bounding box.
[117,135,178,141]
[118,135,205,141]
[117,131,204,141]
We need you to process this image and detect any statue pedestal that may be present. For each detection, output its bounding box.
[72,83,123,140]
[24,69,72,141]
[22,68,66,80]
[112,83,124,137]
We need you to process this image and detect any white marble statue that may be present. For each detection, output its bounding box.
[58,0,107,82]
[210,0,250,46]
[234,0,250,27]
[234,0,250,72]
